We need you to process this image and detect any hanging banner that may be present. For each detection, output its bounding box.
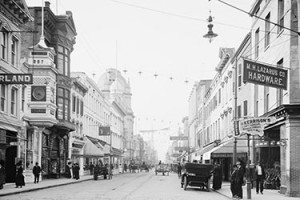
[239,117,276,137]
[243,59,288,90]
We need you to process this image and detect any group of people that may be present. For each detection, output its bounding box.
[66,162,80,180]
[230,161,266,199]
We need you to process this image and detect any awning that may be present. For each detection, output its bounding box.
[84,135,105,157]
[196,142,216,156]
[203,139,248,161]
[0,123,18,132]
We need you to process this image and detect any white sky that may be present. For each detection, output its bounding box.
[27,0,254,161]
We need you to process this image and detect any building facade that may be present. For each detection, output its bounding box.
[0,0,32,183]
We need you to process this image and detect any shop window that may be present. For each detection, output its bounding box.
[57,87,70,121]
[72,95,76,113]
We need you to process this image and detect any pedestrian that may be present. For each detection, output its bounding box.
[255,161,265,194]
[72,163,76,179]
[74,163,80,180]
[15,161,25,188]
[65,162,72,178]
[0,160,5,189]
[89,162,94,175]
[32,162,41,183]
[212,162,223,190]
[124,163,127,172]
[235,161,245,199]
[177,162,182,178]
[230,164,238,199]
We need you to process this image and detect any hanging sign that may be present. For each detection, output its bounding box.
[0,74,33,84]
[243,59,287,90]
[239,117,276,137]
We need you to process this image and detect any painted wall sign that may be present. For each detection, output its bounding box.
[243,59,287,90]
[0,74,33,84]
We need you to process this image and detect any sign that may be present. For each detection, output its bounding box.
[170,136,188,140]
[171,153,181,157]
[239,117,275,137]
[0,74,33,84]
[99,126,110,136]
[243,59,287,90]
[174,146,189,151]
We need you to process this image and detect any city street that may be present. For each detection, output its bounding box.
[4,172,227,200]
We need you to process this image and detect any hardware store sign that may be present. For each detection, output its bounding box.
[243,59,287,90]
[239,117,275,137]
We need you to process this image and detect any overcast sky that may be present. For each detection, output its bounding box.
[27,0,254,161]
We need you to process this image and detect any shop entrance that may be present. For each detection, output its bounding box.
[5,146,17,183]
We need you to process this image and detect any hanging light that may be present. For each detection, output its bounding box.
[203,12,218,43]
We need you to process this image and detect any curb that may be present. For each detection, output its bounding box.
[213,189,232,199]
[0,172,127,197]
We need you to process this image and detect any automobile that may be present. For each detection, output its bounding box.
[181,163,213,191]
[155,164,170,176]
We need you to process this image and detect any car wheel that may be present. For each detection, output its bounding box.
[183,176,188,190]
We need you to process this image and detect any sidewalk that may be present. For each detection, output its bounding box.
[214,182,300,200]
[0,170,124,197]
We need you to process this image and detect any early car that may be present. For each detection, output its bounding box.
[93,165,109,180]
[155,164,170,176]
[181,163,213,191]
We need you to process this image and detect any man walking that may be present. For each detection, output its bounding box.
[32,162,41,183]
[255,162,265,194]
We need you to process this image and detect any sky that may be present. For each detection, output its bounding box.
[26,0,254,161]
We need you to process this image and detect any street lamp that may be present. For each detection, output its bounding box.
[203,13,218,43]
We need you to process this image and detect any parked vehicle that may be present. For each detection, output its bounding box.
[155,164,170,176]
[93,165,109,180]
[181,163,213,191]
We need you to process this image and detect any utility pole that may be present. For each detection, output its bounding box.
[233,57,238,165]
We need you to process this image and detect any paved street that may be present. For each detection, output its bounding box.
[3,172,227,200]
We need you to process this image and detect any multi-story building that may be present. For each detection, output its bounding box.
[0,0,32,183]
[245,0,300,196]
[69,76,88,175]
[98,68,134,166]
[20,1,77,179]
[71,72,110,172]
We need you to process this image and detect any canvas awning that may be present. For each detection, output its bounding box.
[203,138,248,161]
[84,135,105,157]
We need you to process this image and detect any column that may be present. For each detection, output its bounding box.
[284,118,300,197]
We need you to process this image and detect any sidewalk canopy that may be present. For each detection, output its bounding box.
[203,138,248,161]
[84,135,105,157]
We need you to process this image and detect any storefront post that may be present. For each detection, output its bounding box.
[246,133,251,199]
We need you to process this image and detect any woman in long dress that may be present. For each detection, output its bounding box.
[15,161,25,188]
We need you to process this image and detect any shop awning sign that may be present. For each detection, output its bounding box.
[239,117,276,137]
[243,59,288,90]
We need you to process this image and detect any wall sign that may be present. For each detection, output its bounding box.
[243,59,288,90]
[0,74,33,84]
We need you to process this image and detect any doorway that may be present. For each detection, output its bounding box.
[5,146,17,183]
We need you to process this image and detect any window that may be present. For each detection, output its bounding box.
[255,28,260,58]
[56,45,70,76]
[80,100,83,116]
[265,13,271,48]
[76,98,80,115]
[278,0,284,33]
[238,64,242,87]
[11,37,18,66]
[57,87,70,121]
[0,85,6,112]
[1,29,8,60]
[243,100,248,116]
[21,86,25,111]
[218,89,221,104]
[11,88,17,115]
[277,59,284,106]
[72,95,76,112]
[237,105,241,118]
[264,86,269,112]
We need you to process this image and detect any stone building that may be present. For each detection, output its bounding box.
[21,1,77,179]
[0,0,32,183]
